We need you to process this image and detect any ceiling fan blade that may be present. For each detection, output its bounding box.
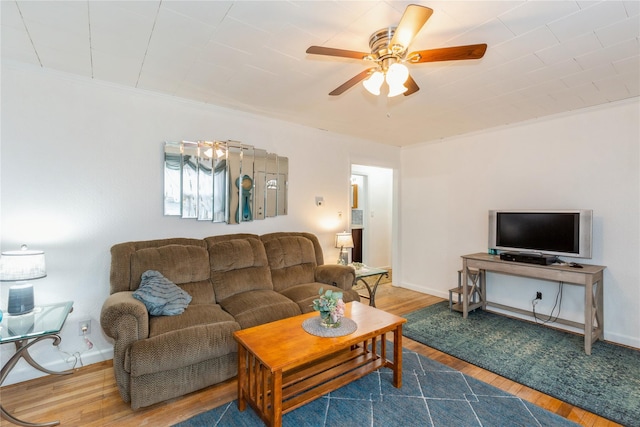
[408,44,488,63]
[403,75,420,96]
[390,5,433,51]
[306,46,371,61]
[329,68,376,96]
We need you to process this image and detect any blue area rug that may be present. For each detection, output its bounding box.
[402,301,640,427]
[175,346,578,426]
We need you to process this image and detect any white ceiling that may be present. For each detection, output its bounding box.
[2,1,638,146]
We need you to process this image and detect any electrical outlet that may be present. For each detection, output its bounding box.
[536,291,542,300]
[78,320,91,335]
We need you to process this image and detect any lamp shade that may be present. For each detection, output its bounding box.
[386,63,409,97]
[385,63,409,86]
[387,82,408,97]
[0,245,46,281]
[335,232,354,249]
[363,71,384,95]
[1,245,45,315]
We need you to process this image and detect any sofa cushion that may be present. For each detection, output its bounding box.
[110,238,207,294]
[127,310,239,376]
[208,238,274,302]
[132,270,192,316]
[279,283,361,314]
[263,236,317,292]
[148,303,237,337]
[130,245,215,304]
[218,289,301,329]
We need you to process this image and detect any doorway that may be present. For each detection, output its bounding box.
[350,165,393,268]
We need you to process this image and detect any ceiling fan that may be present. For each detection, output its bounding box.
[306,4,487,97]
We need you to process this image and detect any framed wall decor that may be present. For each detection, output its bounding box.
[163,140,288,224]
[352,209,363,226]
[351,184,358,209]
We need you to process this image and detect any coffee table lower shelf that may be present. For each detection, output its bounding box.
[239,339,386,424]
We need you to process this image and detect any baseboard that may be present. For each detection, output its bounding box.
[395,282,448,300]
[2,347,114,386]
[597,331,640,350]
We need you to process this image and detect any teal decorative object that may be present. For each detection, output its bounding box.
[235,175,253,222]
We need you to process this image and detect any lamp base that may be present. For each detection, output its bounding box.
[337,250,349,265]
[7,283,35,315]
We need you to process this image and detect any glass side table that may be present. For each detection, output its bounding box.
[352,266,389,307]
[1,301,74,427]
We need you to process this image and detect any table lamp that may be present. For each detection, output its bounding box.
[335,232,354,265]
[0,244,47,315]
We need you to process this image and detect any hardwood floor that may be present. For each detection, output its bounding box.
[1,284,620,427]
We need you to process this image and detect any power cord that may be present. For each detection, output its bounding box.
[532,281,564,324]
[83,326,94,350]
[56,327,94,369]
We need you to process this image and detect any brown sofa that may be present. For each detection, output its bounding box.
[100,232,358,409]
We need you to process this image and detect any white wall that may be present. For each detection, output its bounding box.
[399,99,640,348]
[0,63,400,384]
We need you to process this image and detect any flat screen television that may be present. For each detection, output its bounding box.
[488,210,593,259]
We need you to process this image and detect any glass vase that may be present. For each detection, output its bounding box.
[320,311,342,328]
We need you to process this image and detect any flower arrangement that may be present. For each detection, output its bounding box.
[312,288,345,327]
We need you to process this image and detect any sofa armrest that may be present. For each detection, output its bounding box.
[100,291,150,341]
[315,265,356,291]
[100,291,150,404]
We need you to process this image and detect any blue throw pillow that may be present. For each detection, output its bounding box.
[133,270,192,316]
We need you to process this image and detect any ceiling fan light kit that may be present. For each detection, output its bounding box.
[387,82,408,97]
[385,62,410,96]
[362,61,410,97]
[363,71,384,95]
[305,5,487,98]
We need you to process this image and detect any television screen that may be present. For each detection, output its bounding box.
[497,213,578,253]
[488,210,593,259]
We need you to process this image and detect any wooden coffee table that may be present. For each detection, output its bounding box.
[233,301,406,427]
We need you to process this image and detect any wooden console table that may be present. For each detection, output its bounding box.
[460,253,606,355]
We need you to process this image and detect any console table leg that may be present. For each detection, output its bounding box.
[585,276,605,355]
[585,279,594,355]
[596,278,604,340]
[462,260,469,319]
[480,269,487,310]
